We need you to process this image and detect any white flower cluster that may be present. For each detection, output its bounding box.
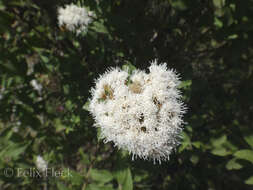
[89,60,186,163]
[36,155,47,172]
[30,79,43,94]
[57,4,93,34]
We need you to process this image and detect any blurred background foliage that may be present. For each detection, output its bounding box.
[0,0,253,189]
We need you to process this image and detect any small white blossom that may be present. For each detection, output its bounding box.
[12,126,19,133]
[36,155,47,172]
[30,79,42,94]
[57,4,93,34]
[89,60,186,163]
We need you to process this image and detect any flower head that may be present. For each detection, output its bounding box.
[36,155,47,172]
[30,79,43,94]
[89,60,186,163]
[57,4,93,34]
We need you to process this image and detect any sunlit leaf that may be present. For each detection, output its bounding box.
[226,158,243,170]
[234,150,253,164]
[245,176,253,185]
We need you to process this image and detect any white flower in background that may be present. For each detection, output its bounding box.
[30,79,42,94]
[57,4,93,34]
[36,155,47,172]
[12,126,19,133]
[89,60,186,163]
[12,121,21,133]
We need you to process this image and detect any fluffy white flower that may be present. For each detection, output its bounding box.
[36,155,47,172]
[89,60,186,163]
[30,79,42,94]
[57,4,93,34]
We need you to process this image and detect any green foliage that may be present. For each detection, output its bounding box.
[0,0,253,189]
[234,150,253,164]
[90,169,113,184]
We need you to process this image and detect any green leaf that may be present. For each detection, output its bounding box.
[0,11,14,26]
[96,128,103,142]
[40,55,49,64]
[0,62,18,73]
[79,148,90,164]
[134,171,148,183]
[65,100,74,110]
[7,0,26,7]
[227,34,238,40]
[211,147,230,156]
[245,176,253,185]
[114,167,133,190]
[71,114,80,124]
[9,145,28,158]
[211,135,227,147]
[171,0,188,11]
[63,85,70,95]
[214,17,223,28]
[1,143,29,160]
[54,118,67,132]
[57,181,69,190]
[64,169,84,186]
[192,141,202,149]
[82,101,90,111]
[234,149,253,164]
[90,169,113,183]
[213,0,225,8]
[226,158,243,170]
[0,1,5,10]
[244,134,253,149]
[91,21,108,34]
[179,80,192,89]
[122,63,136,75]
[190,155,199,165]
[178,132,191,152]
